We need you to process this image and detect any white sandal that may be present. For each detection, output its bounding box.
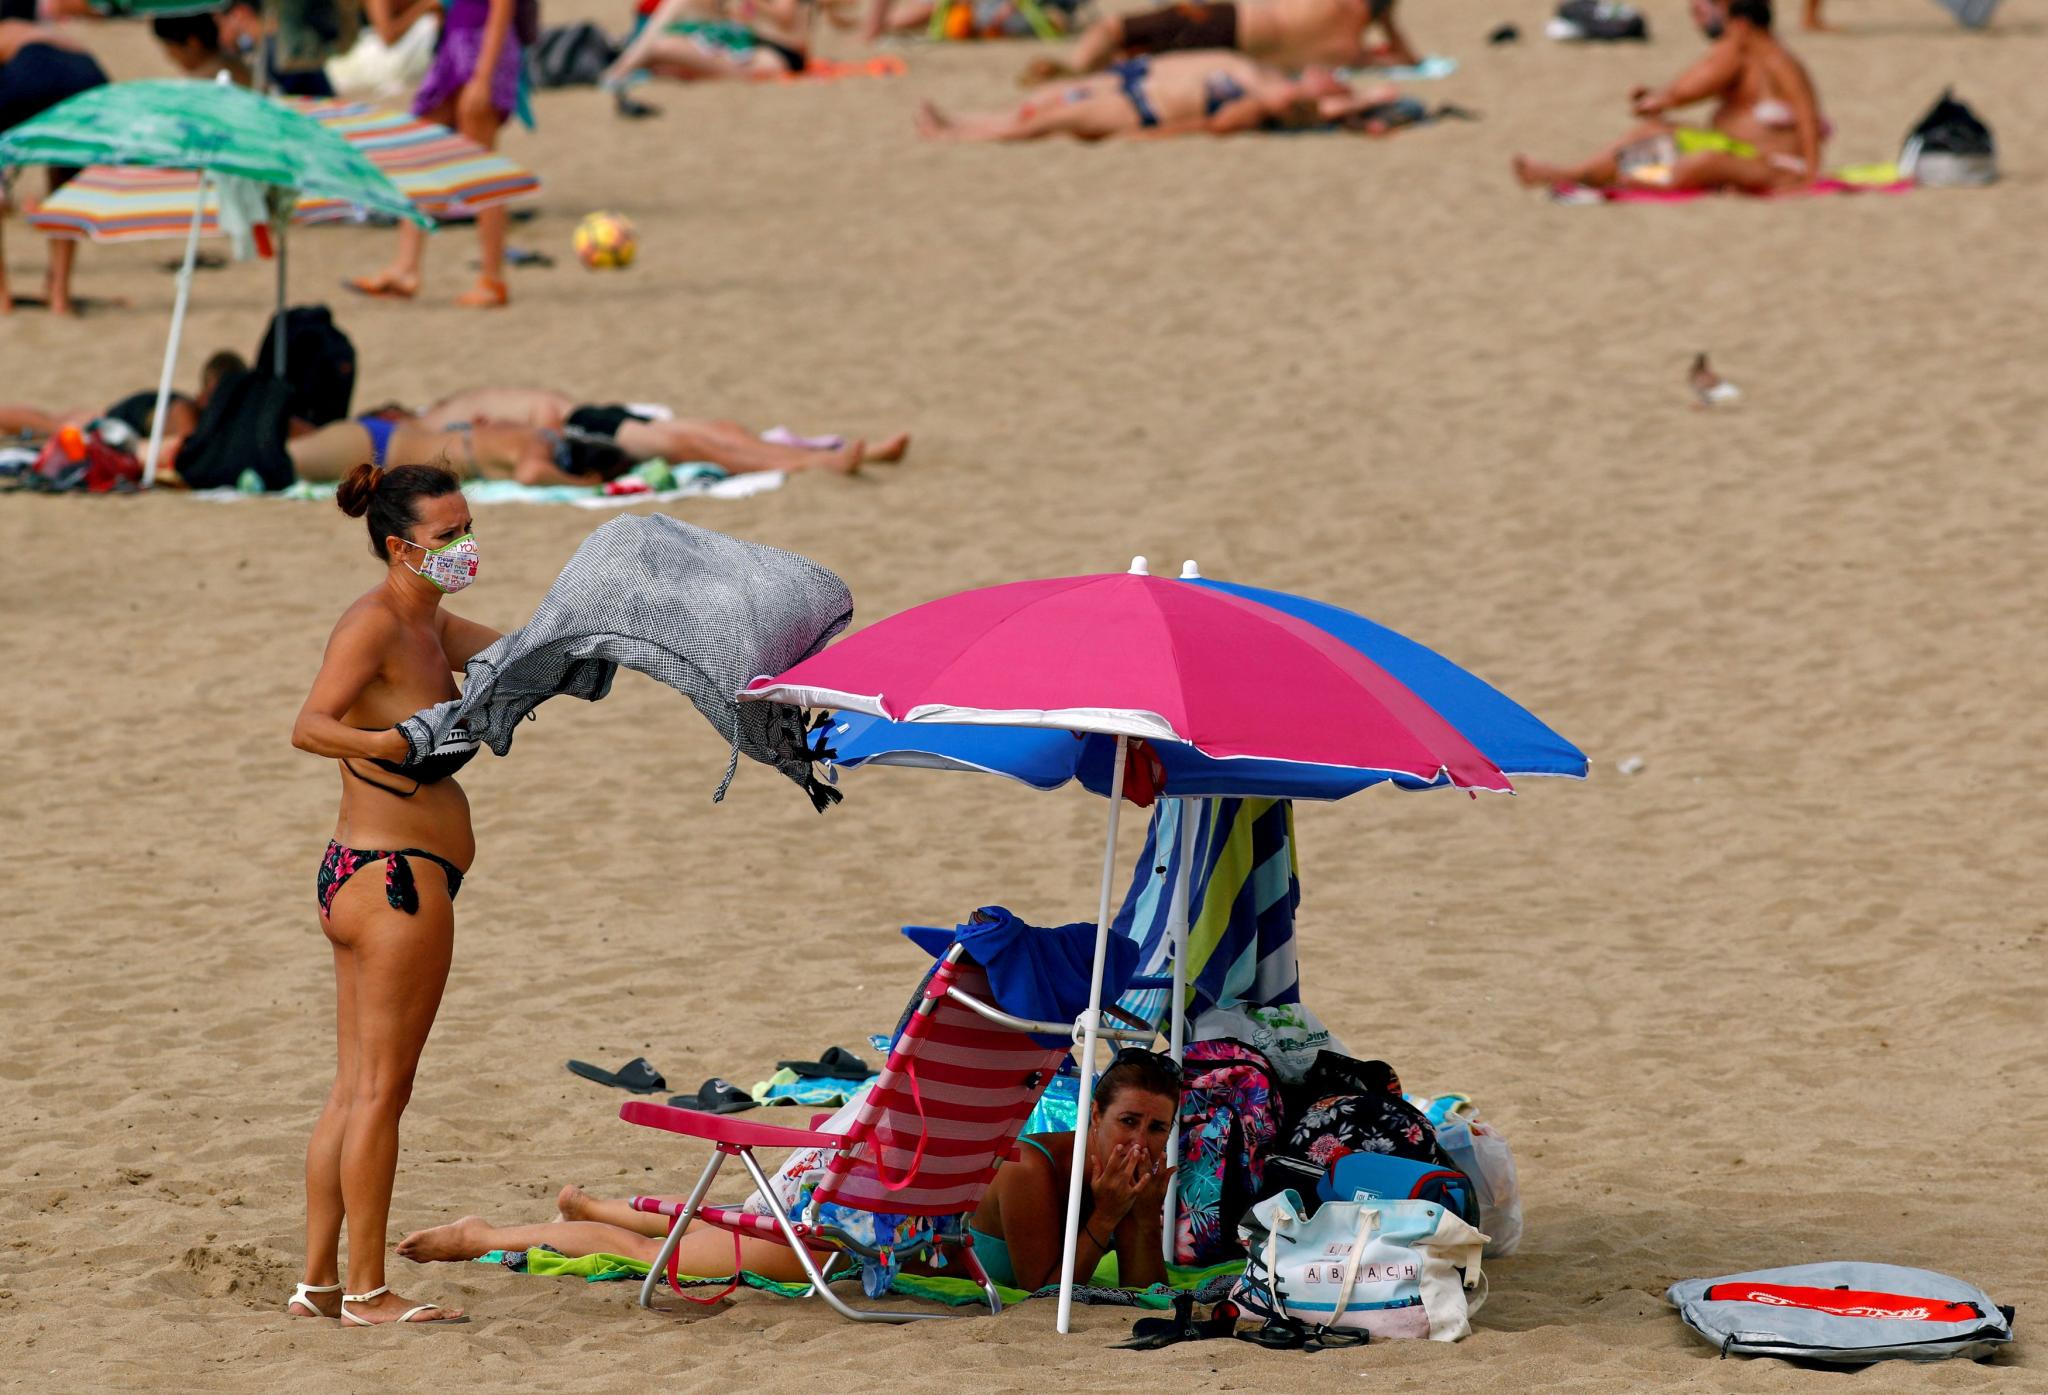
[339,1284,464,1326]
[287,1281,343,1318]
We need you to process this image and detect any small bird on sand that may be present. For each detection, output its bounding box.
[1690,352,1741,407]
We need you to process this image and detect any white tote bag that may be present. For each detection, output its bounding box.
[1234,1190,1489,1341]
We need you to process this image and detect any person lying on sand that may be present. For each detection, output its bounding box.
[918,53,1402,142]
[415,386,908,476]
[397,1051,1181,1294]
[0,349,244,452]
[1512,0,1823,193]
[1021,0,1414,85]
[287,413,637,486]
[602,0,815,86]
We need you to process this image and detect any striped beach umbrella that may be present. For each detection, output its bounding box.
[28,99,538,243]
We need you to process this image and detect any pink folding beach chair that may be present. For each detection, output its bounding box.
[620,944,1092,1321]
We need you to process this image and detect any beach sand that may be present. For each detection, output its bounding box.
[2,1,2044,1389]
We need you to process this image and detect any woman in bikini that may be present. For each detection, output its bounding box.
[1511,0,1824,193]
[916,52,1394,142]
[286,464,500,1325]
[393,1051,1181,1293]
[285,414,635,486]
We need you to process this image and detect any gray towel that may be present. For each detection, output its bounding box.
[403,514,852,807]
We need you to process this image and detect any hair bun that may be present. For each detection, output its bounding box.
[335,461,381,518]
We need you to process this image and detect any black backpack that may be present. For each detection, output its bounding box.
[529,22,619,88]
[254,305,356,428]
[1902,88,1996,185]
[174,369,296,491]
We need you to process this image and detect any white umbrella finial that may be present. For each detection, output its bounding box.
[1128,556,1150,576]
[1180,560,1202,579]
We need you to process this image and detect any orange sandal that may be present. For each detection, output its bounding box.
[343,274,418,300]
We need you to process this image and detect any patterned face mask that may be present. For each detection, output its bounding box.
[399,532,480,593]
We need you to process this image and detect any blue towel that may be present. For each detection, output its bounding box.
[904,906,1141,1048]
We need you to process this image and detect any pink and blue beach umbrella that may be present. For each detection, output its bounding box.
[750,568,1522,795]
[804,573,1585,800]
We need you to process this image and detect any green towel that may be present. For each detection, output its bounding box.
[478,1247,1246,1309]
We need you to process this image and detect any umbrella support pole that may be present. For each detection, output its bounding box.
[143,170,210,489]
[273,217,288,377]
[1055,732,1129,1336]
[1159,795,1196,1266]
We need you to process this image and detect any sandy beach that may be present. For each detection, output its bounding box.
[2,0,2045,1389]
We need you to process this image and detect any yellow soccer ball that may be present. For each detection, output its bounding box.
[573,211,637,270]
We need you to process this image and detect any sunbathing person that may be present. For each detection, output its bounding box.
[860,0,1082,42]
[415,386,907,476]
[395,1050,1181,1293]
[919,53,1398,141]
[1512,0,1823,193]
[1023,0,1414,84]
[287,415,635,486]
[603,0,816,85]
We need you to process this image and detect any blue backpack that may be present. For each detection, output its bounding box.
[1318,1152,1480,1229]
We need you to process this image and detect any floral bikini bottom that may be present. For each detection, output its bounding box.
[317,840,466,920]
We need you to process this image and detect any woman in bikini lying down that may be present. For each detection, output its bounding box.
[287,464,502,1325]
[285,413,635,486]
[395,1051,1182,1294]
[916,50,1401,141]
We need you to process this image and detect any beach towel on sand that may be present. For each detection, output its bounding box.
[405,514,851,805]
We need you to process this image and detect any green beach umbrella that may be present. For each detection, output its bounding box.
[0,77,429,485]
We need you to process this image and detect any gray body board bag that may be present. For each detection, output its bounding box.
[1668,1261,2013,1363]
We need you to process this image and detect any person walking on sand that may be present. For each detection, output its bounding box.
[348,0,522,307]
[0,19,109,315]
[285,464,500,1325]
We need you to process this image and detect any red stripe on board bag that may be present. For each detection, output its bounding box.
[1703,1283,1981,1323]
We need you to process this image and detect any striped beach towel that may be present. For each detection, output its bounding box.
[1112,798,1302,1029]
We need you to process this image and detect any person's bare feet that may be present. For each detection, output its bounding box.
[397,1215,493,1263]
[556,1182,595,1222]
[1019,56,1069,86]
[1511,154,1560,188]
[454,277,508,309]
[914,99,952,139]
[866,432,910,463]
[341,1287,466,1325]
[818,439,865,475]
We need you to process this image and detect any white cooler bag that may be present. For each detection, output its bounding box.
[1233,1190,1489,1341]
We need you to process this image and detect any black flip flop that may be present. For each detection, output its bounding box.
[776,1046,874,1080]
[566,1057,667,1093]
[667,1078,757,1114]
[1111,1295,1242,1350]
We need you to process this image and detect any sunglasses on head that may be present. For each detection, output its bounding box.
[1110,1047,1184,1078]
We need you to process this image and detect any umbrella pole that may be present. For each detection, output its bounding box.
[144,170,211,489]
[1055,731,1129,1337]
[273,216,288,377]
[1159,795,1195,1265]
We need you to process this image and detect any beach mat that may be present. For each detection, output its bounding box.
[479,1247,1245,1308]
[753,55,907,83]
[1553,167,1914,205]
[190,467,784,507]
[1338,54,1457,82]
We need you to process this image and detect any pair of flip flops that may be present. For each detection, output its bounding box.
[776,1046,874,1079]
[1111,1296,1243,1350]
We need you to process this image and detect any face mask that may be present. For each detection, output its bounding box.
[398,532,479,593]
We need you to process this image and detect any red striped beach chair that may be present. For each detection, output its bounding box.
[623,944,1120,1321]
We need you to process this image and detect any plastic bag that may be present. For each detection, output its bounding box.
[1189,1002,1346,1083]
[1432,1116,1522,1257]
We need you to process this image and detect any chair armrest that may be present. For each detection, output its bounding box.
[621,1100,839,1150]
